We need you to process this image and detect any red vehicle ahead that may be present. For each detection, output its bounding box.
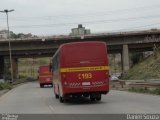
[38,65,53,88]
[52,41,109,102]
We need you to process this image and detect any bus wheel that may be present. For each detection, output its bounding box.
[96,95,102,101]
[83,94,89,98]
[90,95,95,101]
[59,96,64,103]
[55,94,59,99]
[90,93,96,101]
[40,84,44,88]
[90,97,95,101]
[65,99,69,102]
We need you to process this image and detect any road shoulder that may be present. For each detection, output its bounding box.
[0,89,9,97]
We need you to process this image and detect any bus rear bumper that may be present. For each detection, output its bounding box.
[63,85,109,95]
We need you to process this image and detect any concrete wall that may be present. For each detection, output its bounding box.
[121,44,130,75]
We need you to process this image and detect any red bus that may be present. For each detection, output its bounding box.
[38,65,53,88]
[52,41,109,102]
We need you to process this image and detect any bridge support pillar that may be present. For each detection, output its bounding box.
[12,58,19,80]
[122,44,130,75]
[0,56,4,80]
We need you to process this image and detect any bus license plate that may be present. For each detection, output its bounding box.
[82,82,90,86]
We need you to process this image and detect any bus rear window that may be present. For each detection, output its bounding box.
[39,66,49,74]
[62,44,107,63]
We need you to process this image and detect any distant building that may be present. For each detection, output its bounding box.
[0,30,8,39]
[0,30,15,39]
[17,33,33,38]
[70,24,91,35]
[0,29,38,39]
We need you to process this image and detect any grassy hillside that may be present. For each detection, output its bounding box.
[123,51,160,80]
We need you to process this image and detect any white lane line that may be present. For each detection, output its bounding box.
[49,105,55,112]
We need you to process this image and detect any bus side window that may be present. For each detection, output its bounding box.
[49,64,52,72]
[53,57,57,71]
[53,51,59,72]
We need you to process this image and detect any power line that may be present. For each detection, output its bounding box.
[0,4,160,35]
[119,22,160,31]
[93,22,160,33]
[0,4,160,21]
[6,14,160,29]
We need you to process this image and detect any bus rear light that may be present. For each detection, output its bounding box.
[106,72,109,77]
[64,81,68,85]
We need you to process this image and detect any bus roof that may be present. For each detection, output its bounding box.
[52,41,106,58]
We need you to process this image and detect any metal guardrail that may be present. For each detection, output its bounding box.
[110,80,160,89]
[110,80,126,88]
[128,82,160,89]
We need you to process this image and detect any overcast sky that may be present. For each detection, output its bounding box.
[0,0,160,36]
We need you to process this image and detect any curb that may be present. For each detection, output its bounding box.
[0,81,33,98]
[0,89,10,97]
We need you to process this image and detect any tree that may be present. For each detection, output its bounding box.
[130,52,144,65]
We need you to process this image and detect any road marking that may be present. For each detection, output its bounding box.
[49,105,55,112]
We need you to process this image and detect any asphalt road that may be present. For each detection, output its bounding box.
[0,82,160,114]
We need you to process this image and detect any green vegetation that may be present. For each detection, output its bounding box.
[0,82,12,90]
[4,58,51,80]
[123,49,160,80]
[128,87,160,95]
[109,54,122,74]
[18,58,51,78]
[130,52,144,65]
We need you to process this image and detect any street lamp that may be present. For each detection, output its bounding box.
[0,9,14,84]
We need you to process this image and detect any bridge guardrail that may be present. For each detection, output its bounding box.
[128,81,160,89]
[110,80,160,89]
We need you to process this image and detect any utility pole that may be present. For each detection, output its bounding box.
[0,9,14,84]
[113,54,116,75]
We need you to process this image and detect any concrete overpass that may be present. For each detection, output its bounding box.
[0,29,160,80]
